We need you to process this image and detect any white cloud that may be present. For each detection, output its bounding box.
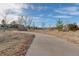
[62,7,78,12]
[55,6,79,15]
[0,3,30,16]
[53,15,71,18]
[0,4,23,16]
[30,5,47,11]
[0,3,30,23]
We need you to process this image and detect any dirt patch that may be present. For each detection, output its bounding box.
[0,31,35,56]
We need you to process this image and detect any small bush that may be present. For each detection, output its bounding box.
[56,19,63,31]
[67,23,78,31]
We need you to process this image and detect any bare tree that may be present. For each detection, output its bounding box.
[1,19,7,31]
[32,22,36,30]
[18,16,28,26]
[17,16,33,30]
[10,21,17,28]
[41,22,46,29]
[23,16,28,27]
[1,9,11,24]
[23,16,33,30]
[18,16,24,25]
[27,16,33,28]
[11,21,17,25]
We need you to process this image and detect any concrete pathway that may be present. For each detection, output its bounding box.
[24,32,79,56]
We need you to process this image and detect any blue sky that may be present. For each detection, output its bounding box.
[0,3,79,27]
[21,3,79,27]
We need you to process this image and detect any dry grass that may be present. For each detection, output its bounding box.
[0,31,35,56]
[33,30,79,44]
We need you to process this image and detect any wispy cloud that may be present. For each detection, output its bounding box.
[53,15,71,18]
[74,3,79,5]
[55,6,79,15]
[29,4,47,11]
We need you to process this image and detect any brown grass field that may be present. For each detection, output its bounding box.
[32,30,79,44]
[0,31,35,56]
[1,29,79,55]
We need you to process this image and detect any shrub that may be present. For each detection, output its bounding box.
[56,19,63,31]
[67,23,78,31]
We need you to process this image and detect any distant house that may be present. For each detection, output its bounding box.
[17,24,27,31]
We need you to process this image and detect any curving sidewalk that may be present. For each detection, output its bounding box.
[24,32,79,56]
